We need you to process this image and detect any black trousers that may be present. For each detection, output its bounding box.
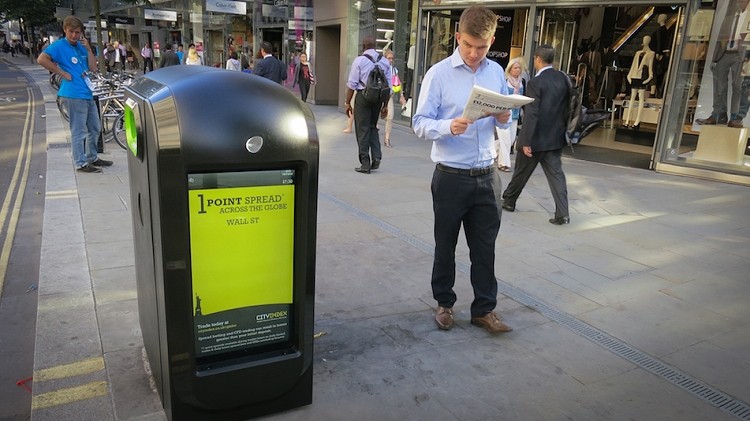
[353,92,382,167]
[431,167,503,317]
[503,148,569,218]
[298,80,311,102]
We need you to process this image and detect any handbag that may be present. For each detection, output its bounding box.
[401,97,412,118]
[391,73,402,93]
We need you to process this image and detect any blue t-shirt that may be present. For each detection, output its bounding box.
[43,38,93,99]
[176,51,184,63]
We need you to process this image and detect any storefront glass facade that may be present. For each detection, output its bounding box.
[656,0,750,183]
[394,0,749,185]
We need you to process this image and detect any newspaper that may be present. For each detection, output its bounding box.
[462,85,534,120]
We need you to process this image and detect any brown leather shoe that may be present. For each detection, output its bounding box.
[728,120,744,128]
[471,312,512,334]
[696,116,717,125]
[435,306,454,330]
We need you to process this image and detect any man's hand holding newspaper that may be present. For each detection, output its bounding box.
[462,85,534,121]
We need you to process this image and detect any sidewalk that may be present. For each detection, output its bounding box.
[8,55,750,420]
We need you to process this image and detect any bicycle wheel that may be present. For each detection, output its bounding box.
[56,96,69,122]
[49,73,61,91]
[111,113,127,150]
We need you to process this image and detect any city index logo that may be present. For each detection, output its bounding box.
[256,311,288,321]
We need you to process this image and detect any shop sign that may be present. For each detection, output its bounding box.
[293,6,312,21]
[107,15,135,25]
[144,9,177,22]
[206,0,247,16]
[487,11,513,69]
[209,15,230,26]
[262,4,287,19]
[288,20,313,31]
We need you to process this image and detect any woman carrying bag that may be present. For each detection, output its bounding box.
[292,52,315,102]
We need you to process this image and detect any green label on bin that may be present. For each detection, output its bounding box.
[188,171,295,358]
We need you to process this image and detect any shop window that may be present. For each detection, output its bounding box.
[663,0,750,174]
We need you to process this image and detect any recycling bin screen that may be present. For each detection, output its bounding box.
[188,169,296,364]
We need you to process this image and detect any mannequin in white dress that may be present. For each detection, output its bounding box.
[623,35,655,129]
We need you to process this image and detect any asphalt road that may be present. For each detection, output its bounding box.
[0,55,47,421]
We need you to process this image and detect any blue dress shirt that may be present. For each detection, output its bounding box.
[347,48,393,91]
[412,48,510,169]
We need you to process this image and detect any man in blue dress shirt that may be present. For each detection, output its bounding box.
[413,5,513,334]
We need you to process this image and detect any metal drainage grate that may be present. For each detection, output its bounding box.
[321,192,750,421]
[47,142,71,149]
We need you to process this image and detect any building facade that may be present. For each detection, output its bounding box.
[90,0,312,68]
[315,0,750,186]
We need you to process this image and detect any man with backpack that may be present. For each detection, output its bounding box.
[345,35,392,174]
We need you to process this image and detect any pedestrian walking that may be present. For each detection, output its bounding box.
[141,42,153,72]
[253,41,287,84]
[501,44,572,225]
[159,43,181,67]
[292,52,314,102]
[344,35,392,174]
[383,50,406,147]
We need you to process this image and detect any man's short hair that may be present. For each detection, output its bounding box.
[362,35,376,50]
[458,6,497,40]
[63,16,84,31]
[535,44,555,65]
[165,43,172,51]
[260,41,273,55]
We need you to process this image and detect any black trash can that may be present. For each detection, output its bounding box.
[123,65,318,420]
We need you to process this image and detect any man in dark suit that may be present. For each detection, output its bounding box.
[159,43,181,67]
[501,44,571,225]
[253,41,287,84]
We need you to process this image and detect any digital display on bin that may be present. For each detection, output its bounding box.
[187,169,295,363]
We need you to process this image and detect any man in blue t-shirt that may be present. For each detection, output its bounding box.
[38,15,112,173]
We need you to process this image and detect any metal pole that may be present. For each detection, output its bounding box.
[93,0,106,73]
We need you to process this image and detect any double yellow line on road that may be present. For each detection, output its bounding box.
[32,357,109,410]
[0,86,34,295]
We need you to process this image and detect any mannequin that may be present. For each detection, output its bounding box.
[623,35,655,129]
[382,30,393,54]
[650,14,674,98]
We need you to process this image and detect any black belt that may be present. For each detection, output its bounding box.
[436,163,494,176]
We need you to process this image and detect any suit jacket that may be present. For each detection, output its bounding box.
[516,68,570,152]
[160,51,181,67]
[254,55,287,84]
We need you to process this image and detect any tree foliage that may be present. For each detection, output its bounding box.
[0,0,56,27]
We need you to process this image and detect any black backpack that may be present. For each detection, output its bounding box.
[361,53,390,105]
[560,71,580,150]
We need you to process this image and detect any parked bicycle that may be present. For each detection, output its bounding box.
[55,72,133,150]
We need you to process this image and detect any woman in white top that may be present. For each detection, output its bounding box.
[185,46,202,66]
[226,52,241,71]
[383,50,406,147]
[496,57,526,172]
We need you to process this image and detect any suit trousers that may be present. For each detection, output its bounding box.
[712,51,742,120]
[353,91,382,167]
[431,167,502,317]
[503,148,569,219]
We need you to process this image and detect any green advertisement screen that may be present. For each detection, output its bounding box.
[188,169,295,362]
